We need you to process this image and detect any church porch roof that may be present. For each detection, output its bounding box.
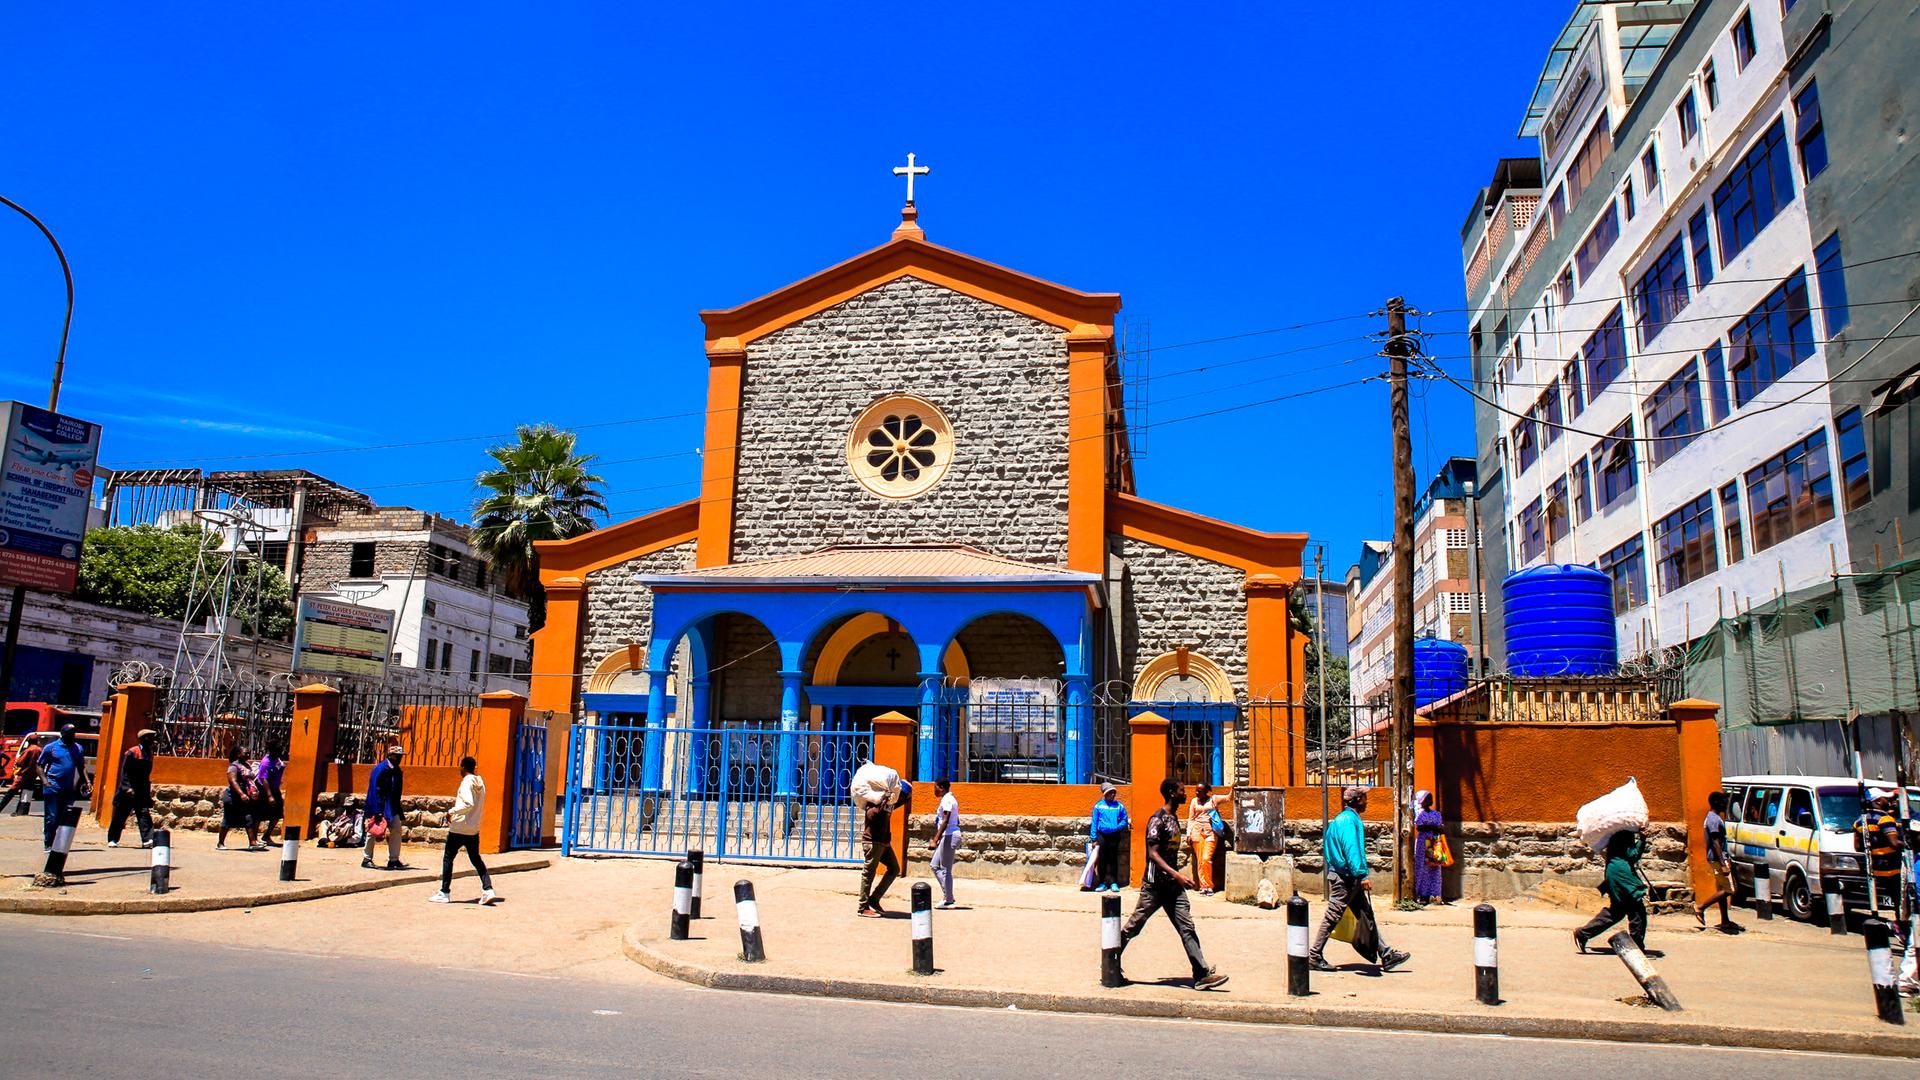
[636,544,1099,589]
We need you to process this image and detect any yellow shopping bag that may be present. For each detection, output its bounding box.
[1330,905,1357,943]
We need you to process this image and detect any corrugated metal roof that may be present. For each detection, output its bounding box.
[642,545,1097,585]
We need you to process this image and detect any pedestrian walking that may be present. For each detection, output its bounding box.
[0,738,42,815]
[216,746,263,851]
[928,778,961,908]
[1692,791,1739,931]
[253,748,286,846]
[1413,789,1447,904]
[856,780,901,917]
[1308,785,1411,973]
[1186,782,1220,896]
[1575,829,1650,953]
[1090,783,1131,892]
[1114,777,1227,990]
[107,728,159,848]
[431,756,496,905]
[362,743,408,870]
[38,725,92,852]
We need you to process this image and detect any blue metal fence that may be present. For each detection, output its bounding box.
[508,716,548,849]
[562,722,872,863]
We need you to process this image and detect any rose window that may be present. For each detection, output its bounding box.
[846,394,953,499]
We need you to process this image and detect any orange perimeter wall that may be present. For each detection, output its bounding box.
[1426,720,1684,822]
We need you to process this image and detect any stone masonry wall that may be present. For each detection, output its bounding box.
[906,811,1100,886]
[1112,535,1247,690]
[730,276,1071,565]
[578,541,699,712]
[147,785,454,845]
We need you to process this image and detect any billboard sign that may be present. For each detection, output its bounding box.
[291,595,394,679]
[0,401,102,593]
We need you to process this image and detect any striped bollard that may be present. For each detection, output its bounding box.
[734,880,765,963]
[35,803,83,886]
[687,848,704,919]
[1286,893,1311,996]
[279,825,301,882]
[910,881,935,975]
[670,860,693,940]
[1753,870,1773,920]
[1864,918,1905,1025]
[1100,892,1124,988]
[1473,903,1500,1005]
[1824,876,1847,935]
[150,828,172,894]
[1607,931,1682,1012]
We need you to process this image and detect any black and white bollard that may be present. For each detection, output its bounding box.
[687,848,704,919]
[9,788,28,816]
[1101,892,1124,988]
[1607,931,1682,1012]
[1864,918,1905,1025]
[1473,903,1500,1005]
[1753,869,1773,920]
[1824,875,1847,935]
[1286,893,1311,997]
[279,825,301,882]
[36,803,82,886]
[150,827,172,894]
[670,860,693,941]
[910,881,935,975]
[734,880,765,963]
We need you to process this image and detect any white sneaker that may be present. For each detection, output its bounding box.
[429,891,450,904]
[480,888,497,906]
[107,841,119,848]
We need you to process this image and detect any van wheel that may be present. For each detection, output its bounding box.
[1783,870,1815,922]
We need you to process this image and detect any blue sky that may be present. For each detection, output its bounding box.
[1,3,1563,575]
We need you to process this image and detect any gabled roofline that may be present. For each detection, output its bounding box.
[533,499,700,581]
[1107,492,1306,577]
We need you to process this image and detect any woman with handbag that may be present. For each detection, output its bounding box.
[216,746,263,851]
[1185,783,1221,896]
[1413,789,1450,904]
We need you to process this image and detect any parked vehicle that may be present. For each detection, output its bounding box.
[2,703,103,782]
[1721,774,1919,921]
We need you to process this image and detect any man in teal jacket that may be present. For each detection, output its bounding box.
[1308,785,1411,972]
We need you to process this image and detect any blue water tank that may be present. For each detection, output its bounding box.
[1503,564,1619,676]
[1413,638,1470,707]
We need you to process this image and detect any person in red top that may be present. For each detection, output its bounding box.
[108,729,159,848]
[0,739,42,815]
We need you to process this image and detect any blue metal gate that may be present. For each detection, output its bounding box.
[508,716,548,848]
[561,722,872,863]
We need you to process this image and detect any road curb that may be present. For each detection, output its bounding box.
[621,924,1920,1058]
[0,858,551,916]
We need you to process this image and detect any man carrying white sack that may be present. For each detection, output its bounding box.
[851,760,904,917]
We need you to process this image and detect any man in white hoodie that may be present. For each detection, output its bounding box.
[431,755,496,905]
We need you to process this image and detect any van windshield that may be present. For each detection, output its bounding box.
[1818,788,1869,830]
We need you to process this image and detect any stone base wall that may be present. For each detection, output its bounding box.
[905,813,1111,885]
[148,785,454,844]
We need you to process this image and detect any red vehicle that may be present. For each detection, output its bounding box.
[2,703,103,783]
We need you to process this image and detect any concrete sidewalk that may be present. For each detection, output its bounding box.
[622,863,1920,1057]
[0,808,547,914]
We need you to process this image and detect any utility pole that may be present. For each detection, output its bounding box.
[1314,543,1329,830]
[1385,297,1417,903]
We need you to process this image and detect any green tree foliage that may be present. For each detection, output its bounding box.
[76,524,293,638]
[1303,642,1352,747]
[470,424,607,630]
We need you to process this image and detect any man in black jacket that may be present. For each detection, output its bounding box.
[108,728,159,848]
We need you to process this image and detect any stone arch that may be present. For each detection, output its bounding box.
[947,612,1066,681]
[1135,649,1235,702]
[810,612,971,687]
[586,644,680,697]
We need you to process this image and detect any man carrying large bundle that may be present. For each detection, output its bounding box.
[851,760,906,918]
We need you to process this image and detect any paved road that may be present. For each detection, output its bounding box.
[0,926,1894,1078]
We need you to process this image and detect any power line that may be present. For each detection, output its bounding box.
[1422,294,1918,339]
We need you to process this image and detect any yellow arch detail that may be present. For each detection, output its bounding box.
[1136,650,1234,701]
[812,613,970,686]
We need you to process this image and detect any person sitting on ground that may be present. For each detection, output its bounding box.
[1308,785,1411,973]
[1115,777,1227,990]
[215,745,262,851]
[1576,829,1650,953]
[1090,783,1131,893]
[362,744,408,870]
[1692,791,1739,931]
[431,755,496,906]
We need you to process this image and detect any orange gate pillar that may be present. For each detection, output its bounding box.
[1670,698,1725,904]
[476,690,526,855]
[871,710,917,870]
[282,684,340,838]
[92,683,154,825]
[1128,710,1170,887]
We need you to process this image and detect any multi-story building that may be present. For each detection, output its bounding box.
[1294,576,1350,659]
[1461,0,1919,666]
[1346,457,1488,706]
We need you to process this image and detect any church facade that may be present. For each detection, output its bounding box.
[529,203,1309,811]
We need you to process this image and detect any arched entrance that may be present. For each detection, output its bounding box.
[934,612,1075,783]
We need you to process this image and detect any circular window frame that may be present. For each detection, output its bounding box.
[846,393,954,500]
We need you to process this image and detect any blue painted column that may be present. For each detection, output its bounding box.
[1064,675,1092,784]
[916,672,943,782]
[776,670,804,797]
[686,677,712,795]
[642,669,669,792]
[1212,712,1226,787]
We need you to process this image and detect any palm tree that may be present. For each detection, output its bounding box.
[470,424,607,629]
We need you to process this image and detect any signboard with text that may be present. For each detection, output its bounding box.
[291,595,394,679]
[0,401,101,593]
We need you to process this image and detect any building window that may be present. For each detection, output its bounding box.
[1564,358,1586,419]
[1554,267,1575,308]
[1621,179,1637,222]
[1815,232,1849,335]
[1632,235,1691,346]
[1676,90,1699,144]
[259,540,290,568]
[1703,342,1730,422]
[1594,418,1639,510]
[1512,416,1538,474]
[1703,61,1719,110]
[1574,203,1621,282]
[1793,80,1827,181]
[1688,207,1714,288]
[348,542,375,578]
[1731,10,1756,71]
[423,639,437,670]
[1714,119,1795,264]
[1835,407,1869,511]
[422,599,437,617]
[1730,270,1814,406]
[428,543,462,581]
[1583,305,1628,395]
[1599,534,1648,613]
[1652,492,1719,592]
[1644,362,1705,467]
[441,642,454,671]
[1537,382,1562,449]
[1517,498,1546,562]
[1566,117,1612,208]
[1546,475,1570,543]
[1572,458,1594,523]
[1548,183,1568,231]
[1745,428,1835,552]
[1720,482,1745,564]
[849,393,954,498]
[1641,145,1661,205]
[469,649,481,680]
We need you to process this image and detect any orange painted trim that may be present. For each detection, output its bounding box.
[1107,492,1306,577]
[699,236,1121,346]
[1067,330,1111,573]
[150,756,231,788]
[696,348,745,568]
[647,583,1087,595]
[529,577,586,714]
[533,500,700,581]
